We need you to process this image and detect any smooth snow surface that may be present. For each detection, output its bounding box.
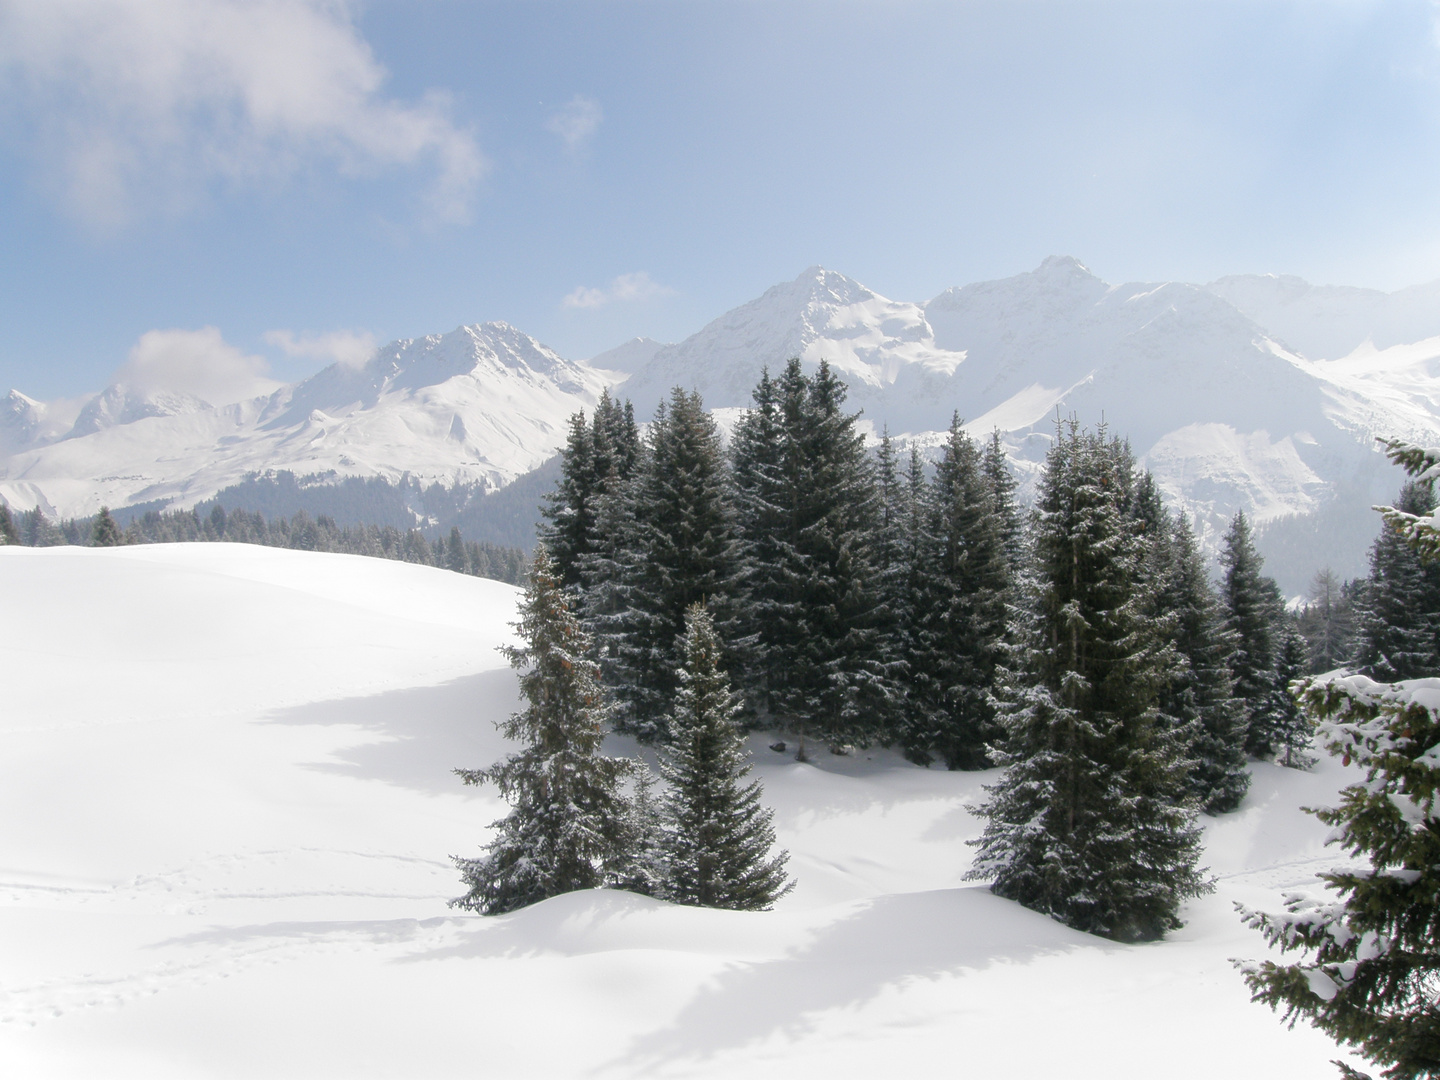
[1,545,1365,1077]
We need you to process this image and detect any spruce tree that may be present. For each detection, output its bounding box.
[1355,482,1440,682]
[968,422,1209,942]
[659,603,793,910]
[868,431,916,745]
[90,507,122,547]
[539,411,596,590]
[903,414,1010,769]
[1220,511,1282,757]
[729,368,789,718]
[451,546,644,914]
[732,359,887,755]
[1164,513,1250,813]
[445,526,468,573]
[607,388,741,742]
[981,429,1024,569]
[1239,439,1440,1080]
[1266,620,1314,769]
[0,504,16,545]
[1301,567,1358,674]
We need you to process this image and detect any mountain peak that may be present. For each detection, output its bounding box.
[793,265,875,307]
[1033,255,1098,281]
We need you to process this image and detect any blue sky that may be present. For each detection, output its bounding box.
[2,0,1439,401]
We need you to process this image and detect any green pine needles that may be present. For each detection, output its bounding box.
[1238,438,1440,1080]
[658,603,793,910]
[450,545,644,915]
[967,421,1212,942]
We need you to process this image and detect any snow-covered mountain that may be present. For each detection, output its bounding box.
[5,258,1440,587]
[0,323,620,519]
[617,258,1440,578]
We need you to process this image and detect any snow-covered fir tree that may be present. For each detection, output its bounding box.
[1163,512,1250,813]
[450,546,646,914]
[1220,511,1285,757]
[968,422,1210,942]
[90,506,121,547]
[868,431,918,743]
[982,429,1024,569]
[1300,567,1358,674]
[730,359,888,756]
[1238,436,1440,1080]
[901,415,1011,769]
[606,388,742,742]
[658,603,793,910]
[538,390,641,592]
[1354,481,1440,682]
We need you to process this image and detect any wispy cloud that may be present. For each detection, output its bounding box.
[545,95,603,152]
[116,326,282,404]
[264,328,377,369]
[563,271,674,310]
[0,0,487,228]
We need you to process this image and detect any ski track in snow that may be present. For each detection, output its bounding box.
[0,544,1368,1078]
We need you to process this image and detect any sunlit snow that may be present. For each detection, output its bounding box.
[0,543,1366,1078]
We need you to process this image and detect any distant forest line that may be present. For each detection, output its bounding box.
[0,467,541,585]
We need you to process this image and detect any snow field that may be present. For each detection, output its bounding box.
[0,544,1361,1077]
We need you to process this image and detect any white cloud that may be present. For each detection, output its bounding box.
[0,0,486,227]
[563,271,674,310]
[545,95,602,152]
[116,326,283,404]
[264,327,377,369]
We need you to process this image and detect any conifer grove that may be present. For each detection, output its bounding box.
[453,359,1440,1013]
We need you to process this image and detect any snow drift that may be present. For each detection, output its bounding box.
[0,543,1367,1077]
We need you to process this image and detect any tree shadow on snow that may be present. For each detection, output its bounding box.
[260,668,521,796]
[597,886,1116,1072]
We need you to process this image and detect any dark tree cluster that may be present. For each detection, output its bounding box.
[532,369,1336,942]
[542,361,1025,767]
[0,501,526,584]
[452,550,791,915]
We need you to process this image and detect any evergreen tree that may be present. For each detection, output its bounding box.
[1164,513,1250,813]
[1355,482,1440,682]
[0,504,17,544]
[539,411,597,591]
[968,422,1209,942]
[1220,511,1283,757]
[450,546,644,914]
[981,429,1024,568]
[659,603,793,910]
[445,526,468,573]
[607,388,741,742]
[732,359,887,755]
[1239,437,1440,1080]
[729,367,789,718]
[1300,567,1358,674]
[902,414,1010,769]
[90,507,122,547]
[868,431,915,744]
[1265,620,1314,769]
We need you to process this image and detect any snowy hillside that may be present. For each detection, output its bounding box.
[0,324,620,519]
[0,544,1363,1077]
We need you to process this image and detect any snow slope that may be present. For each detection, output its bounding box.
[0,324,620,519]
[0,544,1365,1077]
[620,258,1440,566]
